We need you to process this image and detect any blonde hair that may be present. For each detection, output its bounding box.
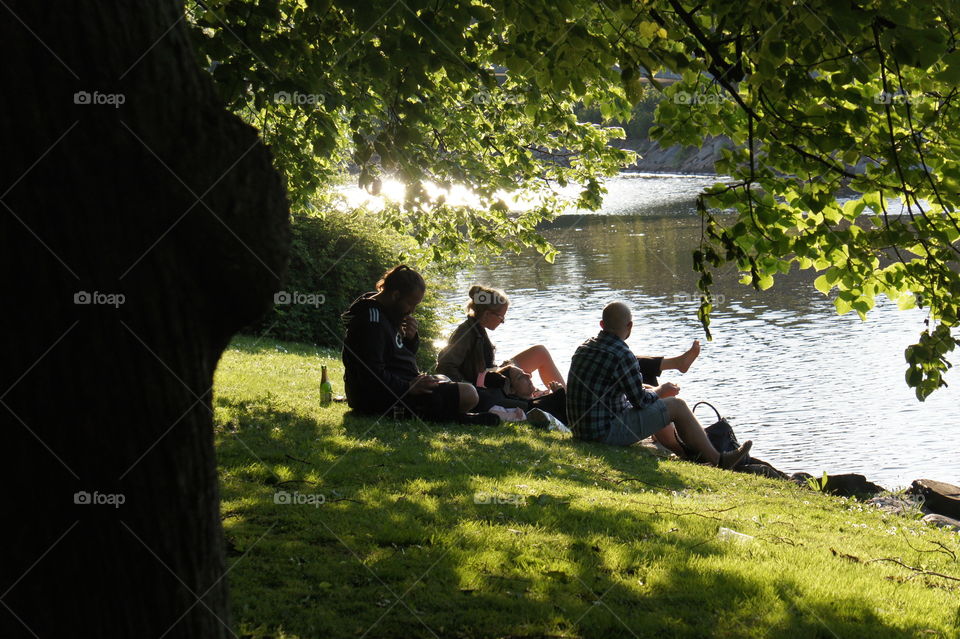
[466,285,509,317]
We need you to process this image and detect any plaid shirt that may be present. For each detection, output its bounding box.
[566,330,661,441]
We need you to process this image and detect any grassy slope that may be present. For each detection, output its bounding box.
[214,335,960,639]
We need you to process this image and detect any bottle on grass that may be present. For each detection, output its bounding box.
[320,365,333,405]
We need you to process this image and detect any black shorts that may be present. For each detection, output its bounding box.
[637,356,663,386]
[402,381,461,422]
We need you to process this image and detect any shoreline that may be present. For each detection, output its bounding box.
[613,136,729,174]
[637,437,960,530]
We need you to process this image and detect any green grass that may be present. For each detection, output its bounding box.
[214,335,960,638]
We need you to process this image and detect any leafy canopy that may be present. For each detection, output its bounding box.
[186,0,960,398]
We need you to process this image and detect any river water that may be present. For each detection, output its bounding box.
[440,173,959,489]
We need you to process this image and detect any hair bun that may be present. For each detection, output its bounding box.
[466,284,509,316]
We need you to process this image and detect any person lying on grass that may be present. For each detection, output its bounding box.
[341,264,497,426]
[474,363,569,424]
[566,301,751,469]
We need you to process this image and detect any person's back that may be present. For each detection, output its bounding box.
[436,316,491,382]
[341,292,419,414]
[567,330,650,441]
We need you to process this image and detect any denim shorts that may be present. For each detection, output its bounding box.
[601,399,669,446]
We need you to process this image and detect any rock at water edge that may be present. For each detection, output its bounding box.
[908,479,960,519]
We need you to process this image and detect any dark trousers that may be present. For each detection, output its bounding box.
[638,356,664,386]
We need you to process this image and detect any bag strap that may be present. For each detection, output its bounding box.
[692,401,722,423]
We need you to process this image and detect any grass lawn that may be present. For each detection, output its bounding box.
[214,335,960,638]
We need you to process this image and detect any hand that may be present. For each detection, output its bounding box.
[547,381,564,392]
[408,374,439,396]
[654,382,680,398]
[400,315,418,340]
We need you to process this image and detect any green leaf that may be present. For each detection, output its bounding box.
[897,294,917,311]
[814,274,833,295]
[835,296,852,315]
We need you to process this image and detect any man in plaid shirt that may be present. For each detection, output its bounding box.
[567,302,751,469]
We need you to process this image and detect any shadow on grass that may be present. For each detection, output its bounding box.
[215,397,949,639]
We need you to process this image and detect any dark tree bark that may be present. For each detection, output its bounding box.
[2,1,289,636]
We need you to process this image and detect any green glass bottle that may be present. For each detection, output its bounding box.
[319,365,333,405]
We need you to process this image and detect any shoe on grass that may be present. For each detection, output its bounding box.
[526,408,550,429]
[459,412,501,427]
[717,440,752,470]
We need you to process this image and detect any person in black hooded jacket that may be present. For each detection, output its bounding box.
[341,265,486,423]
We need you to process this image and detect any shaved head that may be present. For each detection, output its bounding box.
[601,301,632,333]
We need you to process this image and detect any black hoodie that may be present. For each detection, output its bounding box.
[341,293,420,413]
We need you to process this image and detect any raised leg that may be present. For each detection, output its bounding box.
[659,396,719,464]
[637,356,663,386]
[510,344,565,386]
[660,340,701,374]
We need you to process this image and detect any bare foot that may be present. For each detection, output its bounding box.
[676,339,700,373]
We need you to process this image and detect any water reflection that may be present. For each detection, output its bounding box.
[442,174,960,489]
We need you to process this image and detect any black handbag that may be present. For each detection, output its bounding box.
[692,401,741,454]
[687,402,787,477]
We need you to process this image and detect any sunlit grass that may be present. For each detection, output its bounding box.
[215,334,960,638]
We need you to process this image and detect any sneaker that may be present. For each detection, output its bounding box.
[718,440,752,470]
[526,408,550,429]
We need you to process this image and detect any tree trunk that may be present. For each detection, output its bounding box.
[2,2,289,636]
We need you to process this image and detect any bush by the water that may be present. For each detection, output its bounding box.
[245,206,446,370]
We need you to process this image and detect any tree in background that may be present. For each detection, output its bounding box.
[185,0,637,263]
[190,0,960,398]
[645,1,960,399]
